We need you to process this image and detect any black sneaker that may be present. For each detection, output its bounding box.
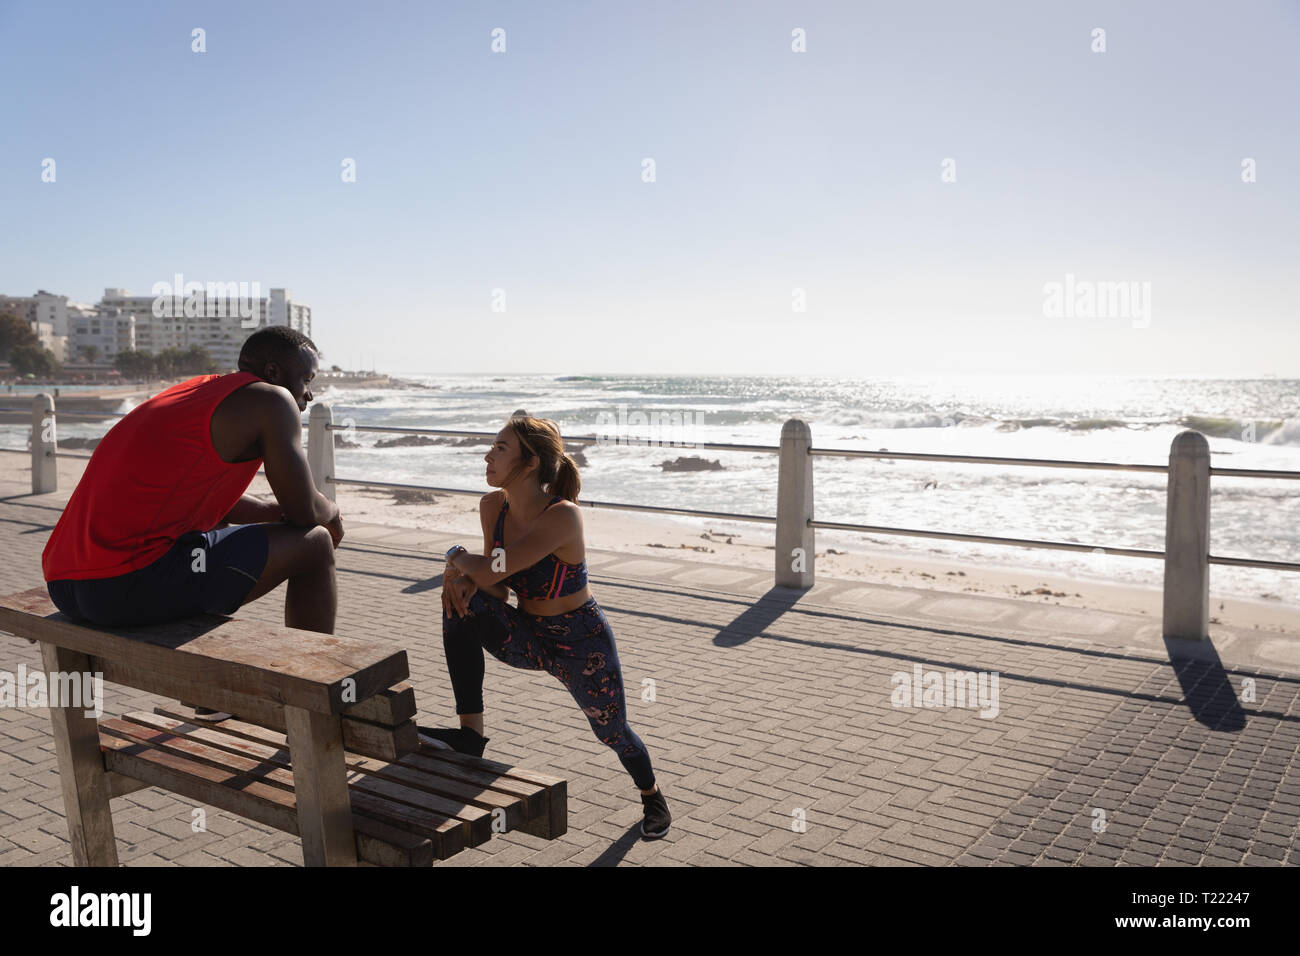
[180,702,232,722]
[417,726,490,758]
[640,787,671,839]
[191,707,233,722]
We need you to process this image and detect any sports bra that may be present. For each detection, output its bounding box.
[493,495,589,600]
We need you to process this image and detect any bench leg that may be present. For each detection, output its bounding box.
[284,705,356,866]
[40,642,118,866]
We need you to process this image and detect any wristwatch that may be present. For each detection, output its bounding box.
[445,545,467,563]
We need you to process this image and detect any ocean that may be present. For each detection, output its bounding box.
[6,373,1298,605]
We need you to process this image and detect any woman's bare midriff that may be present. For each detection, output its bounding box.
[518,583,592,616]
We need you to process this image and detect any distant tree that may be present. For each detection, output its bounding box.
[154,347,184,378]
[114,350,156,379]
[181,344,216,375]
[330,364,342,373]
[9,344,57,377]
[0,313,40,362]
[82,344,100,365]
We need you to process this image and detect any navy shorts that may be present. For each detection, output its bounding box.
[47,524,271,627]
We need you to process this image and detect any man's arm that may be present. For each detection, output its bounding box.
[221,494,283,525]
[258,388,340,534]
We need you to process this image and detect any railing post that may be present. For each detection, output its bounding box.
[776,418,814,589]
[32,394,56,494]
[1163,429,1210,640]
[307,403,336,502]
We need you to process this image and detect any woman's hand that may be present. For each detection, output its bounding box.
[442,573,478,619]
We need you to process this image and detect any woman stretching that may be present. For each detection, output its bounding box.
[423,416,671,840]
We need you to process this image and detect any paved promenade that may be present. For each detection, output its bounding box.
[1,476,1298,866]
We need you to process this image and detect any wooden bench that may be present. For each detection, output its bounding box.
[0,587,566,866]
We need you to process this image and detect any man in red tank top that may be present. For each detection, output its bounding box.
[43,327,343,635]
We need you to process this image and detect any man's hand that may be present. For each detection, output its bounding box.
[442,574,477,619]
[326,512,344,549]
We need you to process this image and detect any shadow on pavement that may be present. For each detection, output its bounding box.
[713,587,810,648]
[588,824,646,866]
[1163,635,1248,731]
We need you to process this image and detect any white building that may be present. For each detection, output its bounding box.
[268,288,312,336]
[97,286,312,370]
[68,309,135,363]
[3,286,314,370]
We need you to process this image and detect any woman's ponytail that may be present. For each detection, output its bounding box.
[549,452,581,503]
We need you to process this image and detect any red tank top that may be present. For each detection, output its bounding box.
[42,372,264,581]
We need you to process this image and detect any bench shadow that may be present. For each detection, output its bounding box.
[586,824,644,866]
[1162,635,1248,731]
[713,587,810,648]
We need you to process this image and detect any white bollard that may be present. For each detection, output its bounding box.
[776,418,814,589]
[32,394,56,494]
[307,403,336,502]
[1162,430,1210,640]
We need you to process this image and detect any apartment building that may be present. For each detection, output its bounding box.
[2,286,314,369]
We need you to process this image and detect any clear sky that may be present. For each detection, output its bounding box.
[1,0,1297,376]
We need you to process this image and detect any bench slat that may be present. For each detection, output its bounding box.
[136,712,492,846]
[153,708,562,840]
[410,745,568,839]
[157,707,559,814]
[100,731,436,865]
[134,689,418,761]
[128,712,526,821]
[100,719,466,860]
[0,587,408,715]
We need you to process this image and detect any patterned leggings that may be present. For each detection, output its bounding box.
[441,589,656,791]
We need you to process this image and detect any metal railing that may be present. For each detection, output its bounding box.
[11,394,1298,642]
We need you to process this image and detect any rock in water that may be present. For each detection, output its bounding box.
[375,434,442,448]
[660,456,723,472]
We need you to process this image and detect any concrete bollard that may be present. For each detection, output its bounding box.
[775,418,814,589]
[31,394,56,494]
[307,403,336,502]
[1162,430,1210,640]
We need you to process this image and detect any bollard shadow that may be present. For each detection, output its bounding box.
[713,587,810,648]
[401,573,444,595]
[1162,635,1247,731]
[587,824,644,866]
